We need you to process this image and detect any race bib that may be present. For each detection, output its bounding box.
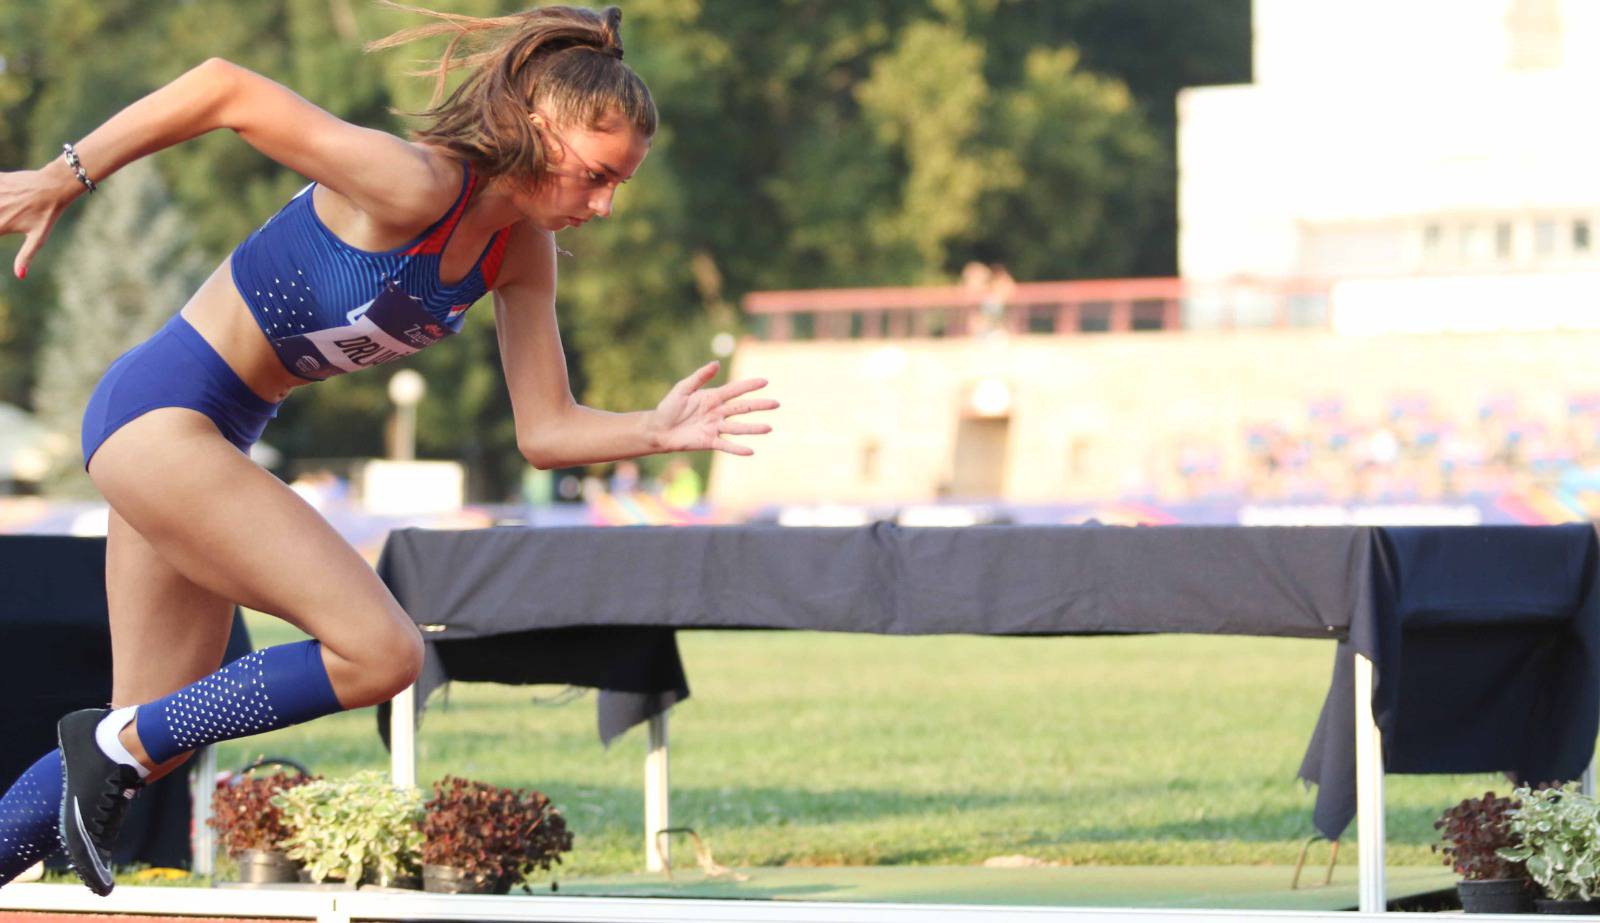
[270,282,460,381]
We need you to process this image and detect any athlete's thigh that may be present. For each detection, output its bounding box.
[87,408,410,653]
[105,507,234,708]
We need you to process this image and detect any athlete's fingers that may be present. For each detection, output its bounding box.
[707,376,769,403]
[670,361,720,397]
[720,398,780,418]
[13,230,41,280]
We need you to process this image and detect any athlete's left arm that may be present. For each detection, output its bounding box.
[491,224,777,470]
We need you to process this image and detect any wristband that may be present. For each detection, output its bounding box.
[61,143,97,194]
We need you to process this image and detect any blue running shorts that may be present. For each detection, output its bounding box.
[81,313,282,468]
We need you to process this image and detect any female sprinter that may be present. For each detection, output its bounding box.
[0,4,775,894]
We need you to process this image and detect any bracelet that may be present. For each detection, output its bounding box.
[61,143,97,194]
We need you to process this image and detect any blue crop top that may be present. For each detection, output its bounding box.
[230,163,510,381]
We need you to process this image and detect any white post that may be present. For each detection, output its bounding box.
[1354,654,1386,914]
[387,370,425,462]
[645,711,670,872]
[190,746,217,876]
[390,683,417,789]
[1583,757,1596,798]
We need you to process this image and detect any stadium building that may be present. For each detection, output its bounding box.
[711,0,1600,526]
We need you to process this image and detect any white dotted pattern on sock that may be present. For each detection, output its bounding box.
[163,649,280,751]
[0,761,59,884]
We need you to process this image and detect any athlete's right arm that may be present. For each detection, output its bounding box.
[0,57,454,280]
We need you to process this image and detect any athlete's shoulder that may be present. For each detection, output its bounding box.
[490,220,557,293]
[390,143,473,227]
[321,142,463,236]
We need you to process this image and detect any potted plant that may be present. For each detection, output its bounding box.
[1433,790,1533,913]
[420,776,574,894]
[209,762,316,884]
[273,770,424,888]
[1498,783,1600,914]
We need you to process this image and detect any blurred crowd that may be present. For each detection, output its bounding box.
[521,458,704,510]
[1175,392,1600,503]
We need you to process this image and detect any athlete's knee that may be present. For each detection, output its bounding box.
[322,617,423,708]
[358,624,424,703]
[385,625,425,692]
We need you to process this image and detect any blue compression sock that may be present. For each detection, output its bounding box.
[0,750,62,887]
[135,640,343,765]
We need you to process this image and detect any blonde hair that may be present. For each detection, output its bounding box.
[367,3,657,184]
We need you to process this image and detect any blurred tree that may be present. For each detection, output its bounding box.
[855,19,995,280]
[0,0,1250,500]
[35,159,207,496]
[0,5,47,406]
[959,45,1166,281]
[983,0,1253,276]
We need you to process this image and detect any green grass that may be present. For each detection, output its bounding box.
[215,613,1501,877]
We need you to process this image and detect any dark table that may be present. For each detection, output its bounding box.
[375,523,1600,843]
[0,535,253,871]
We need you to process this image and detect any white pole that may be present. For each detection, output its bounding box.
[396,404,416,462]
[645,711,670,872]
[1354,654,1385,914]
[190,746,216,876]
[390,683,417,789]
[387,370,425,463]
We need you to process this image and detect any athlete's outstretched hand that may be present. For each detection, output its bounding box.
[0,164,78,280]
[648,361,778,457]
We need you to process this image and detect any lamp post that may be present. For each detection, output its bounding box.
[388,369,426,461]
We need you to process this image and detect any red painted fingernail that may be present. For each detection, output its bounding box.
[16,267,24,280]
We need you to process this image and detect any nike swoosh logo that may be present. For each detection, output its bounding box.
[72,797,112,886]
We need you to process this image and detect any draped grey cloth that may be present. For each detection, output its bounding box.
[375,522,1600,840]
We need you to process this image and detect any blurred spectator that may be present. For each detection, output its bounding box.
[962,261,1016,337]
[610,460,642,495]
[661,457,703,509]
[521,465,553,507]
[288,469,347,512]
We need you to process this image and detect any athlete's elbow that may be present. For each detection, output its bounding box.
[518,431,562,470]
[190,58,245,127]
[196,57,240,78]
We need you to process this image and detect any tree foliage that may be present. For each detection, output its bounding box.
[0,0,1248,500]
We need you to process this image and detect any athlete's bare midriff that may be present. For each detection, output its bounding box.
[180,260,307,404]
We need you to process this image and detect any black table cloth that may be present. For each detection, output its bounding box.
[375,522,1600,840]
[0,535,253,870]
[1298,524,1600,838]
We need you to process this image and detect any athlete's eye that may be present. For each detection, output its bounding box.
[587,171,606,186]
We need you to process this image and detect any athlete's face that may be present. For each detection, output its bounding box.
[521,112,650,232]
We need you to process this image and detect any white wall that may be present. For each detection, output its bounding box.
[1180,0,1600,289]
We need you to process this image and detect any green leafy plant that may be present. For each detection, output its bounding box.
[273,770,424,885]
[1499,783,1600,900]
[1433,791,1529,881]
[208,769,317,856]
[421,776,573,893]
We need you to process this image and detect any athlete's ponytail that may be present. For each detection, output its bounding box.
[367,3,656,185]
